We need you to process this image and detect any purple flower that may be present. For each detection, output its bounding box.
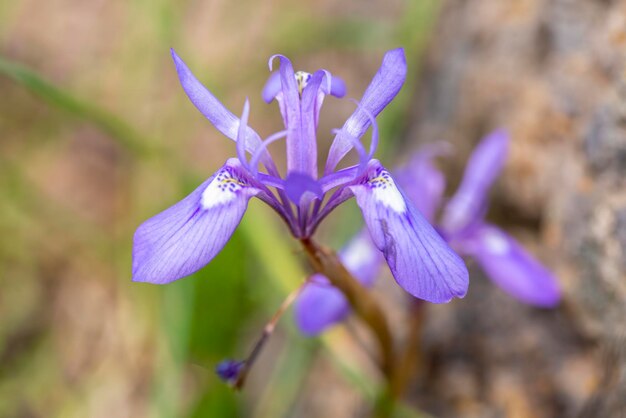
[215,359,245,385]
[132,49,468,304]
[434,130,561,307]
[296,130,561,335]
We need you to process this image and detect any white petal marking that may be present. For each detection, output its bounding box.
[482,228,510,255]
[367,169,406,213]
[342,235,377,271]
[201,167,248,210]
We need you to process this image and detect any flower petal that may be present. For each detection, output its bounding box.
[349,161,468,303]
[394,145,449,222]
[294,275,350,336]
[328,76,346,98]
[132,159,260,284]
[441,129,509,233]
[294,231,382,335]
[171,49,262,154]
[261,71,281,103]
[263,70,346,103]
[284,172,323,205]
[270,55,319,178]
[459,225,561,307]
[339,229,384,285]
[325,48,407,172]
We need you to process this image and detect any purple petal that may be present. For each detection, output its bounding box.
[261,71,281,103]
[459,225,561,307]
[325,48,407,173]
[328,76,346,98]
[215,359,245,385]
[339,229,384,286]
[171,49,262,154]
[295,231,383,335]
[284,172,323,205]
[441,129,509,233]
[394,144,449,222]
[271,55,319,178]
[349,161,468,303]
[132,159,260,284]
[295,275,351,336]
[263,70,346,102]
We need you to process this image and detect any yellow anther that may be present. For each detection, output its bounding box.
[220,178,245,186]
[295,71,312,95]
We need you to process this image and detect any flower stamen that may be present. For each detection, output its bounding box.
[295,71,312,96]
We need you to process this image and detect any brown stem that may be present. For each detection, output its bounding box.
[390,300,425,395]
[300,237,395,378]
[233,283,306,390]
[373,301,426,418]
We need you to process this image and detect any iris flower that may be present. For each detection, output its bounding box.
[132,48,468,304]
[295,130,561,335]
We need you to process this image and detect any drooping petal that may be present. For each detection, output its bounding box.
[349,161,469,303]
[441,129,509,233]
[261,71,282,103]
[171,49,262,154]
[325,48,407,173]
[133,159,260,284]
[295,231,382,335]
[457,225,561,307]
[294,275,350,336]
[394,144,449,223]
[327,76,346,98]
[338,229,383,285]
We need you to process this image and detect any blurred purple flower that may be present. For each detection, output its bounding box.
[132,49,468,304]
[295,130,561,335]
[215,359,245,385]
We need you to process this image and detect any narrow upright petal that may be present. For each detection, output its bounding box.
[457,225,561,307]
[295,231,382,335]
[325,48,407,172]
[297,70,330,176]
[441,129,509,233]
[394,146,448,222]
[133,159,260,284]
[171,49,262,154]
[349,161,469,303]
[270,55,320,177]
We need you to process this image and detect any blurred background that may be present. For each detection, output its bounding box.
[1,0,625,417]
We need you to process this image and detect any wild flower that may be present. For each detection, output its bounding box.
[295,130,561,335]
[132,49,468,304]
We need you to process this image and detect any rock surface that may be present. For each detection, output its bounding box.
[404,1,626,417]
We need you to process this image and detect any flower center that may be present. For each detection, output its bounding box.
[367,169,406,213]
[295,71,312,96]
[201,167,248,209]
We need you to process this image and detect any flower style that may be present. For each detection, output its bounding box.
[132,48,469,304]
[295,130,561,335]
